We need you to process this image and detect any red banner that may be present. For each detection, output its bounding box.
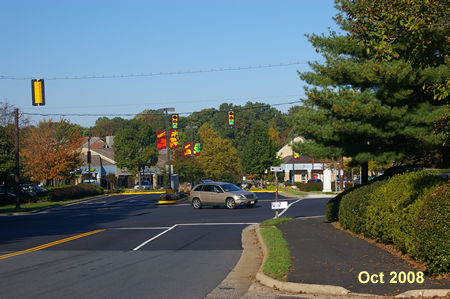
[157,131,166,149]
[184,142,192,156]
[169,130,179,149]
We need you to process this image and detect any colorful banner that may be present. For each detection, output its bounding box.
[169,130,179,149]
[193,142,201,156]
[157,131,167,149]
[294,152,301,160]
[184,142,192,156]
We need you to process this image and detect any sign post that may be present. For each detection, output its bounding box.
[270,166,282,218]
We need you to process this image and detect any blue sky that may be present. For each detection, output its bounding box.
[1,0,339,127]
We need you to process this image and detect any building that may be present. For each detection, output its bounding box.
[277,136,327,183]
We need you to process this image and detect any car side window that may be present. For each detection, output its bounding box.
[193,185,204,192]
[213,186,222,193]
[203,185,215,192]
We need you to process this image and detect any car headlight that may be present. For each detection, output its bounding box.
[234,194,246,200]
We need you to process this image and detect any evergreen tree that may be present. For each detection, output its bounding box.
[242,122,280,177]
[292,0,449,183]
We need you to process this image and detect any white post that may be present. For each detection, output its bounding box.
[323,168,332,192]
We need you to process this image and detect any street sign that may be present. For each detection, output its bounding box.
[271,201,288,210]
[270,166,282,172]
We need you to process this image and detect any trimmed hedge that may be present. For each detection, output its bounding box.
[49,183,103,201]
[294,182,324,192]
[338,180,386,234]
[414,184,449,275]
[337,170,448,275]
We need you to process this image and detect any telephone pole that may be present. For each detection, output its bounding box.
[14,108,20,209]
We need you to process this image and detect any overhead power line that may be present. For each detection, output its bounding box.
[21,100,301,117]
[0,61,308,81]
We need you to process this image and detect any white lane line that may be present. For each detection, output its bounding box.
[111,227,171,230]
[133,224,178,251]
[277,198,305,218]
[131,222,257,251]
[178,223,258,226]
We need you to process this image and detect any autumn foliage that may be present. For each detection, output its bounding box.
[21,119,83,183]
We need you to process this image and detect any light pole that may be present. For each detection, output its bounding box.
[186,125,198,189]
[158,107,175,187]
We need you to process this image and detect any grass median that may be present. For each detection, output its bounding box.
[260,217,292,281]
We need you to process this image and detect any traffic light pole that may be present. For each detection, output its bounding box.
[158,107,175,188]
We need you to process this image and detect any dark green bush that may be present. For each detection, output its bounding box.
[294,182,323,192]
[365,170,445,249]
[325,165,410,222]
[338,180,386,234]
[413,183,449,275]
[49,184,103,202]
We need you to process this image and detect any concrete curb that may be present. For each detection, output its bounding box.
[255,224,351,296]
[254,224,450,298]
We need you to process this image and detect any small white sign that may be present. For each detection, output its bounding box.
[271,201,288,210]
[270,166,282,172]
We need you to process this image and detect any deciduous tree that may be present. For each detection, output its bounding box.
[21,119,83,184]
[197,123,241,182]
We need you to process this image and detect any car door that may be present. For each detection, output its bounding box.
[209,185,225,205]
[201,184,215,205]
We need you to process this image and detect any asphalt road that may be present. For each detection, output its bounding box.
[0,192,329,299]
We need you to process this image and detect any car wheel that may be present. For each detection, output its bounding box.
[226,198,236,209]
[192,198,202,209]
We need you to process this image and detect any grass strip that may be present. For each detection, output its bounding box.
[260,217,293,227]
[260,226,291,281]
[282,189,308,196]
[0,196,101,214]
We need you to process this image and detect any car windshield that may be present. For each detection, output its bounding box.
[221,183,241,192]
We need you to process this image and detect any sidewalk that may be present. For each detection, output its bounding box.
[276,216,450,297]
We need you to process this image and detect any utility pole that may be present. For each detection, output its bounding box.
[87,136,91,182]
[14,108,20,209]
[158,107,175,187]
[186,126,198,188]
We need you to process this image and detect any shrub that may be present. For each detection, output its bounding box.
[413,183,449,275]
[364,170,445,249]
[49,184,103,201]
[294,182,323,192]
[338,180,386,234]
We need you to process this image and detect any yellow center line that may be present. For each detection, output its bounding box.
[0,229,106,261]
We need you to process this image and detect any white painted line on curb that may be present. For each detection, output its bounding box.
[133,225,178,251]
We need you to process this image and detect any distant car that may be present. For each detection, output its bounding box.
[0,184,17,204]
[189,182,258,209]
[82,179,100,186]
[19,184,48,196]
[307,179,322,183]
[240,182,253,190]
[134,180,151,190]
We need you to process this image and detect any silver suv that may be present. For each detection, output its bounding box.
[189,182,258,209]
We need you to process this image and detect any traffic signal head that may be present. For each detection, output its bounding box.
[31,79,45,106]
[228,110,234,126]
[171,114,179,129]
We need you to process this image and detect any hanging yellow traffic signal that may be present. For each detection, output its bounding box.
[228,110,234,126]
[171,113,179,129]
[31,79,45,106]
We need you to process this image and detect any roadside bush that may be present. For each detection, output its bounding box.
[294,182,323,192]
[364,170,445,250]
[49,184,103,202]
[413,184,449,275]
[338,180,386,234]
[325,165,411,222]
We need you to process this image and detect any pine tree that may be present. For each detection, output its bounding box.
[293,0,449,183]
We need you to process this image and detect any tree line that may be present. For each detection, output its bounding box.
[1,0,448,188]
